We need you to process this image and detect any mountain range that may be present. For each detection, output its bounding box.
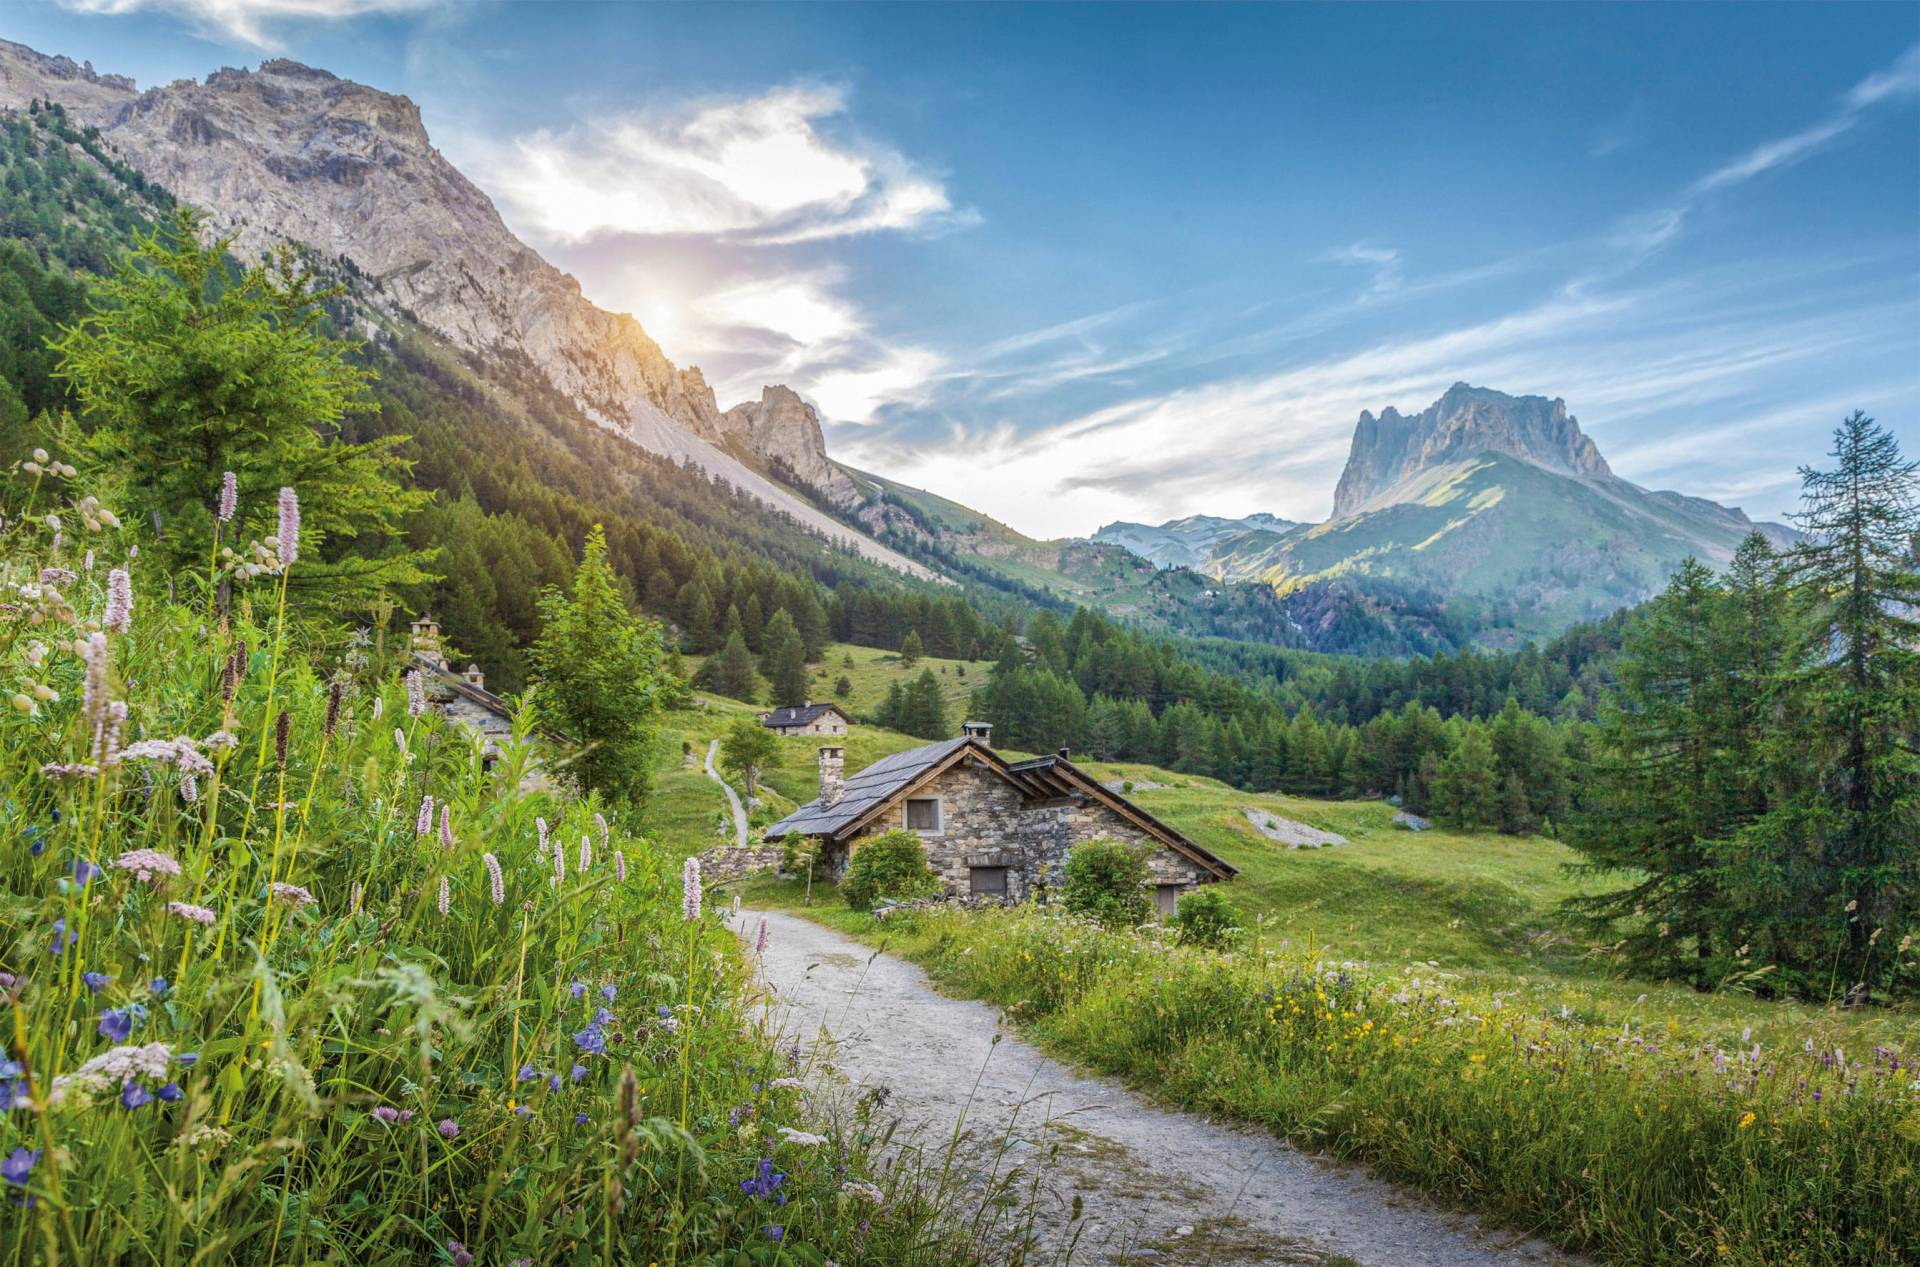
[0,37,1799,654]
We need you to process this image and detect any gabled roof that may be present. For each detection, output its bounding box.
[410,654,573,744]
[760,702,855,729]
[764,736,1235,880]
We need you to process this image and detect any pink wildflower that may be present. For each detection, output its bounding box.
[217,471,237,523]
[614,850,626,883]
[483,852,504,905]
[682,855,702,922]
[594,812,609,846]
[167,902,216,926]
[276,487,299,565]
[551,838,565,889]
[437,875,450,917]
[415,794,434,836]
[439,803,454,849]
[755,915,769,956]
[437,1118,459,1139]
[111,849,181,883]
[405,669,426,718]
[103,568,132,634]
[269,882,316,908]
[578,834,591,872]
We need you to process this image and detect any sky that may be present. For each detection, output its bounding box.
[6,1,1918,538]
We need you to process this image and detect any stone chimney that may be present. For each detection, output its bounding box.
[818,746,845,806]
[961,721,992,742]
[1057,746,1071,760]
[463,663,485,688]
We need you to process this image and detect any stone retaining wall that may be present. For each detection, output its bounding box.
[698,845,786,884]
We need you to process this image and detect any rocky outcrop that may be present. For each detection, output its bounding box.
[1332,383,1612,518]
[1092,512,1298,569]
[0,40,934,578]
[719,386,860,508]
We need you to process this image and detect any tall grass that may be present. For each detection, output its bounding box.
[0,462,991,1264]
[866,904,1919,1266]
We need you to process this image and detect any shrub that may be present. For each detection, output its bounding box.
[1172,885,1243,948]
[841,829,939,911]
[1061,838,1151,927]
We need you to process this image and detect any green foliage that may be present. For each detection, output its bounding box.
[695,629,761,703]
[899,628,924,666]
[760,606,809,704]
[529,524,666,808]
[834,674,852,698]
[876,667,949,740]
[0,486,969,1264]
[1431,727,1499,830]
[840,829,939,912]
[719,715,778,801]
[1573,414,1920,1000]
[1061,838,1151,928]
[53,206,431,610]
[1172,885,1243,948]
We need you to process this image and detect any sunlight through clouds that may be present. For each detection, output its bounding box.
[478,84,967,247]
[55,0,444,50]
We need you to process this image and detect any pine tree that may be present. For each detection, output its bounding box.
[761,608,810,706]
[899,628,924,667]
[1431,727,1499,830]
[528,525,667,807]
[899,667,949,740]
[696,630,761,703]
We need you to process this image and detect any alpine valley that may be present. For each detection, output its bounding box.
[0,38,1792,657]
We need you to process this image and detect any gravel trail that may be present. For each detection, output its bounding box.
[741,909,1582,1267]
[704,739,747,847]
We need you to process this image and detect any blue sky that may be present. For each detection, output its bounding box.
[7,1,1918,537]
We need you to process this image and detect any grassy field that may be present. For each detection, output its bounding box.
[805,642,995,718]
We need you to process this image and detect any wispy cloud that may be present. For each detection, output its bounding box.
[1325,242,1404,296]
[478,84,973,247]
[56,0,445,51]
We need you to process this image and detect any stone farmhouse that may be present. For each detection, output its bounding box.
[758,702,854,737]
[765,722,1235,909]
[407,614,568,771]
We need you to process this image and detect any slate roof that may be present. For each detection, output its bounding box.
[760,702,853,729]
[765,737,969,840]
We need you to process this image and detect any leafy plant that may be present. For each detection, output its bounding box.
[841,829,939,912]
[1061,837,1151,927]
[1172,885,1243,948]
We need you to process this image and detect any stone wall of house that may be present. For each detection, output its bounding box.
[698,845,787,884]
[837,758,1210,902]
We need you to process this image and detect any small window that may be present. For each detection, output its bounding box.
[1154,885,1184,917]
[969,866,1008,897]
[905,797,942,833]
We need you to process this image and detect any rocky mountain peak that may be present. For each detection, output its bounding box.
[1332,383,1613,518]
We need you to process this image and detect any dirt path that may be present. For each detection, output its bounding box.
[704,739,747,847]
[740,910,1582,1267]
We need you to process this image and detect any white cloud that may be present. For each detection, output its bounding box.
[56,0,445,51]
[1325,242,1403,295]
[478,84,970,247]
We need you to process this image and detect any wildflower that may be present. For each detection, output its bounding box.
[765,1226,784,1242]
[536,816,550,855]
[1,1146,38,1191]
[514,1104,532,1119]
[277,487,300,565]
[682,855,702,921]
[517,1065,536,1082]
[39,763,97,781]
[274,711,290,770]
[405,670,426,718]
[483,852,504,905]
[167,902,217,926]
[155,1082,182,1102]
[439,803,454,848]
[570,1063,588,1082]
[756,916,769,956]
[371,695,383,721]
[448,1242,472,1267]
[324,682,343,739]
[601,984,616,1003]
[769,1077,805,1091]
[416,794,434,836]
[572,1025,607,1056]
[614,850,626,882]
[740,1156,788,1203]
[149,978,169,996]
[70,858,103,887]
[546,1073,562,1092]
[120,1081,153,1110]
[578,834,591,872]
[551,838,564,888]
[83,972,111,994]
[575,1111,589,1125]
[103,568,132,633]
[1738,1111,1757,1130]
[594,812,609,846]
[97,1009,134,1041]
[437,1118,460,1139]
[49,918,76,957]
[437,875,451,917]
[202,729,238,752]
[776,1127,827,1147]
[111,848,182,883]
[269,882,316,908]
[841,1179,886,1205]
[179,773,198,805]
[217,471,238,523]
[569,981,586,999]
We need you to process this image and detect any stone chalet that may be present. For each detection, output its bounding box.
[407,614,569,770]
[765,721,1235,910]
[758,701,854,737]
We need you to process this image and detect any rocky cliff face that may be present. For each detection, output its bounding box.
[0,40,926,575]
[1332,382,1613,518]
[719,386,861,509]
